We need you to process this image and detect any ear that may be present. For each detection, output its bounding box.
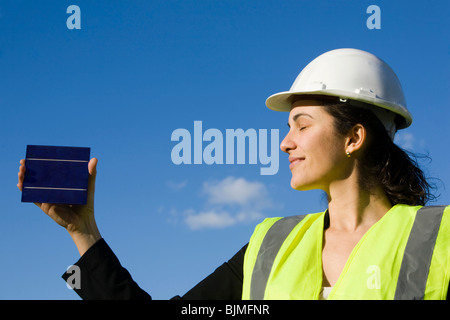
[345,124,367,156]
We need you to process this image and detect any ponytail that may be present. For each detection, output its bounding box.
[323,102,435,206]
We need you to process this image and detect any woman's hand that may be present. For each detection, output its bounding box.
[17,158,102,256]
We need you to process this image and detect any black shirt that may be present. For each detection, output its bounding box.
[62,238,246,300]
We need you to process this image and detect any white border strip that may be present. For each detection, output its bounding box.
[27,158,89,163]
[24,187,87,191]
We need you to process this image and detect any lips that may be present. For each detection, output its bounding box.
[289,156,305,169]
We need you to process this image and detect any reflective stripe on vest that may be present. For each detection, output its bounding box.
[394,206,446,299]
[250,215,306,300]
[246,205,448,300]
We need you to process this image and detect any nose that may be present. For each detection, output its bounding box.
[280,130,296,154]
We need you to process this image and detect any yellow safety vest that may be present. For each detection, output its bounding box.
[242,204,450,300]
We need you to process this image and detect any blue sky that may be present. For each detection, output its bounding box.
[1,0,449,299]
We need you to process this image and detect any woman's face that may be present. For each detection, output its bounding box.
[280,100,352,192]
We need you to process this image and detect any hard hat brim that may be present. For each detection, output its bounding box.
[265,90,412,129]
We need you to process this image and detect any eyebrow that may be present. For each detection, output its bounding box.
[287,112,314,127]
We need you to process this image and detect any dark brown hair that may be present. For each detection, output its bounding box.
[321,100,435,206]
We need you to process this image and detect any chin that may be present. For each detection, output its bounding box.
[290,176,320,192]
[290,179,310,191]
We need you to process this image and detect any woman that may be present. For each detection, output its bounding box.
[17,49,449,300]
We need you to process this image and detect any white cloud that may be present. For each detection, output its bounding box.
[184,210,236,230]
[176,176,272,230]
[395,131,426,152]
[166,180,188,191]
[203,176,270,207]
[184,208,266,230]
[395,132,415,150]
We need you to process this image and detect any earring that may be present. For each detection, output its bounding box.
[346,151,351,158]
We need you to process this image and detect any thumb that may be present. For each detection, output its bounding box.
[88,157,98,177]
[86,158,98,205]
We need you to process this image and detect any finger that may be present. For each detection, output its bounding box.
[88,157,98,176]
[17,159,26,191]
[86,158,98,205]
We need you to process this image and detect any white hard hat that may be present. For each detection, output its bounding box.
[266,48,412,138]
